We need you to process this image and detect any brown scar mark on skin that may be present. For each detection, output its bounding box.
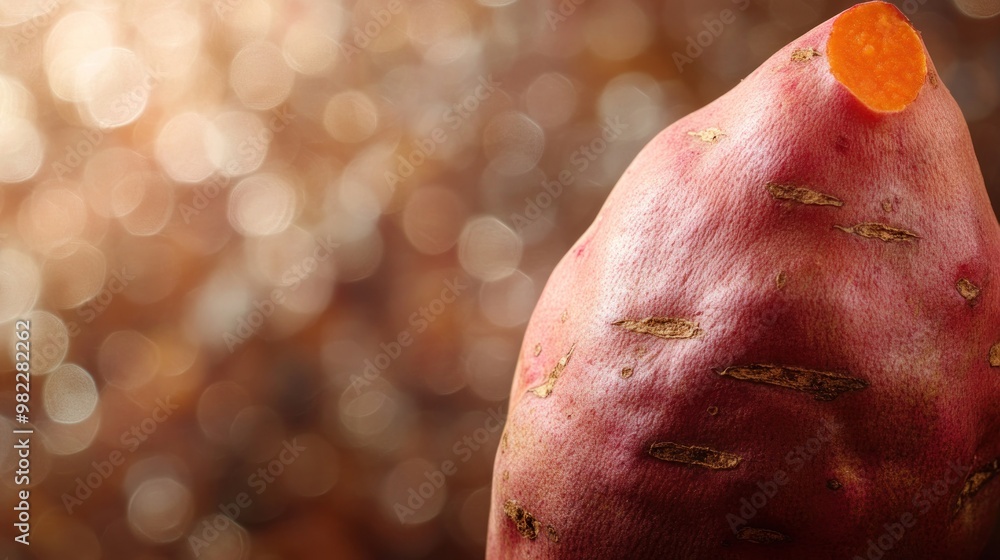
[717,364,868,401]
[621,366,633,379]
[882,199,893,212]
[688,128,725,143]
[707,406,719,416]
[545,525,559,543]
[766,182,843,207]
[790,47,820,61]
[834,222,919,242]
[613,317,703,339]
[736,527,791,544]
[560,310,568,323]
[776,271,787,289]
[990,343,1000,367]
[648,442,742,470]
[527,344,576,398]
[503,500,541,540]
[955,457,1000,512]
[957,279,980,305]
[533,343,542,356]
[827,479,843,490]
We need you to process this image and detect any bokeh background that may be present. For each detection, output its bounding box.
[0,0,997,558]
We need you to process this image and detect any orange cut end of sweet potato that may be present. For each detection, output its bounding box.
[827,1,927,113]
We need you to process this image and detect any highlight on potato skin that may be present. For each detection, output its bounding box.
[487,2,1000,559]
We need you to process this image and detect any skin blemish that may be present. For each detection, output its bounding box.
[688,128,725,143]
[613,317,703,339]
[766,182,843,207]
[528,344,576,398]
[791,47,820,61]
[736,527,791,544]
[648,441,742,470]
[717,364,868,401]
[503,500,541,540]
[835,222,919,242]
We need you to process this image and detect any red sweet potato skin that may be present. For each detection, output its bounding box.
[486,4,1000,559]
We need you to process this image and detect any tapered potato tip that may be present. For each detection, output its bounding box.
[827,1,927,112]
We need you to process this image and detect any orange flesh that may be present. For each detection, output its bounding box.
[827,2,927,113]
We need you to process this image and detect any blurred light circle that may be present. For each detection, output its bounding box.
[323,90,379,143]
[482,112,545,176]
[0,249,40,322]
[339,387,399,441]
[478,270,538,328]
[117,172,174,236]
[282,19,339,75]
[228,173,297,236]
[380,458,447,525]
[0,75,35,119]
[953,0,1000,17]
[464,336,517,401]
[584,1,652,61]
[98,330,160,389]
[20,188,88,254]
[0,1,60,27]
[282,433,339,497]
[44,364,99,424]
[155,112,220,183]
[32,513,102,560]
[18,310,69,374]
[0,117,43,183]
[402,186,466,255]
[42,241,106,309]
[186,516,250,560]
[76,47,150,129]
[230,41,295,110]
[127,477,194,543]
[209,111,269,177]
[44,11,115,102]
[408,0,473,64]
[39,410,101,456]
[946,59,999,121]
[82,147,148,217]
[229,405,285,461]
[197,381,251,444]
[459,486,492,545]
[458,216,522,281]
[525,73,577,129]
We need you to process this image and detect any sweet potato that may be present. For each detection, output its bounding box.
[487,2,1000,558]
